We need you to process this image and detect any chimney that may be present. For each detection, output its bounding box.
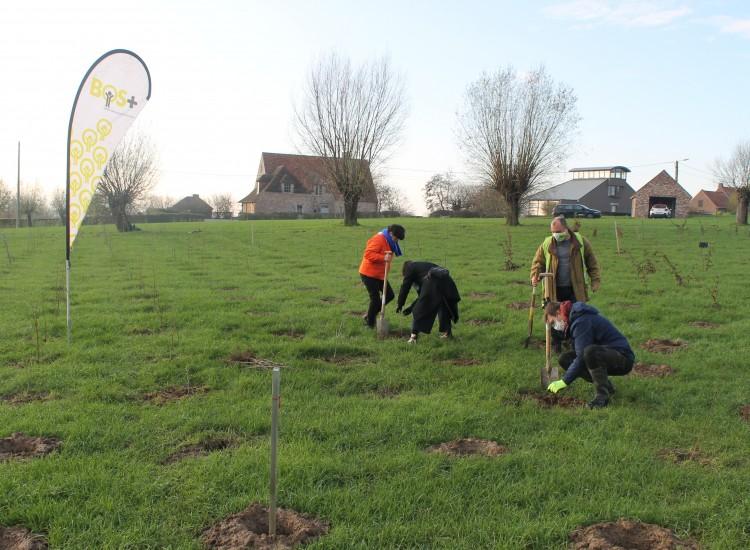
[193,194,199,198]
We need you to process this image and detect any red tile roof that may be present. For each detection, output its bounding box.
[701,189,729,209]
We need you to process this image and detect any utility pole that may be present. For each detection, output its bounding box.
[16,142,20,229]
[674,158,688,184]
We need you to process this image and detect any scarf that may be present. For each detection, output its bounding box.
[380,228,402,257]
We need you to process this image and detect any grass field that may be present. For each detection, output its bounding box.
[1,216,749,548]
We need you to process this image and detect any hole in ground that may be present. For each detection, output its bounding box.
[227,351,286,369]
[568,518,698,549]
[201,502,329,550]
[0,392,51,406]
[163,437,238,464]
[269,329,305,340]
[633,363,674,378]
[466,319,496,326]
[517,389,586,409]
[740,404,750,423]
[658,447,715,466]
[143,385,209,405]
[689,321,719,329]
[506,301,529,310]
[642,339,688,354]
[469,291,495,299]
[427,438,508,457]
[0,433,61,460]
[0,525,48,549]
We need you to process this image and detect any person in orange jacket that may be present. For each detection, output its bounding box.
[359,224,405,328]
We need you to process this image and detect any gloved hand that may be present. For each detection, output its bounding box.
[547,380,567,394]
[591,280,601,292]
[402,306,413,316]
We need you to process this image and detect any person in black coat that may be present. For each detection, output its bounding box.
[395,261,460,343]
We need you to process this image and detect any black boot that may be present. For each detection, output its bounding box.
[587,367,611,409]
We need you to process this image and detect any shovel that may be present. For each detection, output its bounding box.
[376,256,391,339]
[538,273,560,388]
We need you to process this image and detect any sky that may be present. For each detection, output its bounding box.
[1,0,749,215]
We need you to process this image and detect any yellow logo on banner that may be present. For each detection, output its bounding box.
[97,119,112,139]
[93,146,108,169]
[90,77,127,107]
[82,129,98,151]
[70,140,84,165]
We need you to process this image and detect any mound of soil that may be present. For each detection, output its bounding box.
[466,319,496,326]
[451,358,482,367]
[642,339,688,354]
[143,385,209,405]
[0,525,48,549]
[569,518,698,549]
[347,310,365,317]
[427,438,508,457]
[632,363,674,378]
[227,351,285,369]
[740,405,750,422]
[689,321,719,329]
[658,447,714,466]
[469,291,496,299]
[201,502,329,550]
[507,301,530,310]
[269,329,305,340]
[0,392,51,406]
[163,437,238,464]
[0,433,61,461]
[519,389,586,409]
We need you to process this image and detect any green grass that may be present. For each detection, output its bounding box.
[1,216,749,548]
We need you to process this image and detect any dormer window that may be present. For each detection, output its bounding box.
[314,184,324,195]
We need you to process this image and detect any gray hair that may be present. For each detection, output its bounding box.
[552,215,568,228]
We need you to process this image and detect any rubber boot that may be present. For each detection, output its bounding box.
[587,367,611,409]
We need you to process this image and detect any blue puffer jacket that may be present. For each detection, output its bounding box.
[563,303,635,385]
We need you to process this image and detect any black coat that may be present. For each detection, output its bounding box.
[397,261,460,324]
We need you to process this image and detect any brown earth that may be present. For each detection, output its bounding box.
[427,438,508,457]
[451,358,482,366]
[507,301,530,310]
[323,355,368,365]
[469,291,496,299]
[658,447,715,466]
[689,321,719,329]
[0,433,61,461]
[525,337,546,350]
[642,339,688,354]
[201,502,329,550]
[163,437,238,464]
[319,297,345,304]
[143,385,209,405]
[519,389,586,409]
[270,329,305,340]
[633,363,674,378]
[0,392,51,406]
[569,518,699,549]
[466,319,496,326]
[374,386,401,399]
[740,404,750,422]
[227,351,286,369]
[0,525,48,550]
[128,326,155,335]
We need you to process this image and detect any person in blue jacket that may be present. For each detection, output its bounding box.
[544,300,635,409]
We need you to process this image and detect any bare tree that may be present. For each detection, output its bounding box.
[51,188,66,224]
[142,194,175,212]
[374,181,411,214]
[210,193,235,219]
[0,179,11,216]
[295,53,407,226]
[99,132,158,232]
[458,66,579,225]
[423,172,458,212]
[713,141,750,225]
[19,184,45,227]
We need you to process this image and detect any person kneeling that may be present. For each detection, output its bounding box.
[544,300,634,409]
[396,261,460,343]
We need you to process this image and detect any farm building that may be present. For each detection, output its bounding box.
[689,183,731,215]
[631,170,692,218]
[527,166,634,215]
[168,194,213,218]
[239,152,377,216]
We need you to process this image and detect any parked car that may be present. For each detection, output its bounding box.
[649,204,672,218]
[552,203,602,218]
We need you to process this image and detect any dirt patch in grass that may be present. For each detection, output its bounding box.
[569,518,698,549]
[347,310,365,317]
[689,321,719,329]
[451,358,482,367]
[469,291,496,299]
[619,303,642,309]
[0,392,51,406]
[270,329,305,340]
[227,351,286,369]
[739,405,750,423]
[642,339,688,354]
[128,326,156,336]
[658,447,715,466]
[524,337,545,350]
[0,433,61,461]
[319,297,345,304]
[466,319,496,326]
[0,525,48,549]
[322,355,368,365]
[427,438,508,457]
[373,386,401,398]
[507,301,530,310]
[201,502,329,550]
[163,437,238,464]
[633,363,674,378]
[143,385,209,405]
[518,389,585,409]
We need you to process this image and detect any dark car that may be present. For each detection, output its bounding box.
[552,203,602,218]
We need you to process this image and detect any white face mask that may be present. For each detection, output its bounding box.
[552,231,569,242]
[553,319,567,332]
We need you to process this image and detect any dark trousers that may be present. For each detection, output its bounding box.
[411,303,452,335]
[361,274,394,327]
[559,345,634,382]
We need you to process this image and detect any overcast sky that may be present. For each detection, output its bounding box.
[1,0,749,214]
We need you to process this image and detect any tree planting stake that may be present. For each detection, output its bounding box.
[269,367,281,537]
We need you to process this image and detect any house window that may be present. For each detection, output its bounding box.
[314,184,324,195]
[283,182,293,193]
[320,204,329,214]
[610,203,617,213]
[296,204,303,214]
[608,185,618,197]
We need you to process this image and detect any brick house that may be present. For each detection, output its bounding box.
[168,194,213,218]
[631,170,692,218]
[689,183,731,214]
[239,152,378,216]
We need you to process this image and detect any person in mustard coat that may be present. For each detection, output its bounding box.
[358,224,405,328]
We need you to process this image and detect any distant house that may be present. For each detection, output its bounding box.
[689,183,731,215]
[239,152,377,216]
[527,166,634,215]
[631,170,692,218]
[169,194,213,218]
